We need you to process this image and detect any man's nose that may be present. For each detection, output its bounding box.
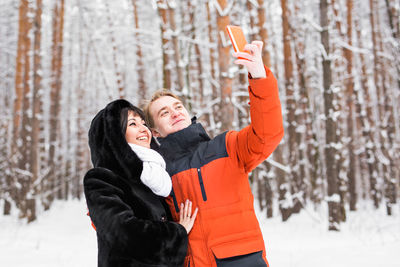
[171,109,179,117]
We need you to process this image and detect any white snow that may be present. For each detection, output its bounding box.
[0,199,399,267]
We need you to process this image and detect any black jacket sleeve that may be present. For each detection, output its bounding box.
[84,168,188,266]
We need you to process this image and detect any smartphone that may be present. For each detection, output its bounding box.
[226,25,248,53]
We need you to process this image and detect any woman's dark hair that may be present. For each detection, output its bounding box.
[120,105,146,135]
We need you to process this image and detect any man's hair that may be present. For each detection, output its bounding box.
[143,89,182,129]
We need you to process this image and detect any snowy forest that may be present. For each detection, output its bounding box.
[0,0,399,232]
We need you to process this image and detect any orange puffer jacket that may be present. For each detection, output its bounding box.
[157,67,284,267]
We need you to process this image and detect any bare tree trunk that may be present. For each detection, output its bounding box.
[274,146,291,221]
[385,0,400,91]
[105,1,124,98]
[47,0,65,210]
[27,0,44,222]
[74,11,90,200]
[131,0,146,100]
[281,0,301,215]
[157,0,172,90]
[12,0,29,166]
[373,2,397,215]
[168,4,185,93]
[205,2,219,137]
[256,0,271,68]
[2,51,12,215]
[354,21,379,207]
[217,0,233,132]
[12,0,33,220]
[343,0,357,211]
[330,0,347,222]
[320,0,340,231]
[184,1,202,115]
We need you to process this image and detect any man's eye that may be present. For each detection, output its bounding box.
[176,105,182,110]
[161,111,168,117]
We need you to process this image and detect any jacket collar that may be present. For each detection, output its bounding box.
[156,117,210,160]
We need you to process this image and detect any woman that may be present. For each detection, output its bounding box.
[84,99,197,267]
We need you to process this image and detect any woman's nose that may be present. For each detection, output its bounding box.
[139,124,148,131]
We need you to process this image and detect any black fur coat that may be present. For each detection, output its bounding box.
[84,99,188,267]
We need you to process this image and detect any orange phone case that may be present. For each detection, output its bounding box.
[226,25,248,53]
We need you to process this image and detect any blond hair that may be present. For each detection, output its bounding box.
[143,89,182,129]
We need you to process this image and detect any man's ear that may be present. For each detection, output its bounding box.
[151,128,161,138]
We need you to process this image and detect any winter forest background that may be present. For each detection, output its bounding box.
[0,0,399,234]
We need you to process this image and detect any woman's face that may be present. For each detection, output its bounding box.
[125,112,152,148]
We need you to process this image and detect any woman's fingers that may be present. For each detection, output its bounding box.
[184,199,189,218]
[177,202,198,234]
[187,201,192,218]
[180,203,184,221]
[191,208,198,223]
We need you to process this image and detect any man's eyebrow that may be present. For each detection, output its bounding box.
[157,106,168,117]
[173,101,182,106]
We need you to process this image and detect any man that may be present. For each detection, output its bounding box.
[144,41,283,267]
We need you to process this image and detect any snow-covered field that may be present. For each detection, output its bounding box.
[0,199,399,267]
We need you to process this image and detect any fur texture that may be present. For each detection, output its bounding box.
[84,99,188,267]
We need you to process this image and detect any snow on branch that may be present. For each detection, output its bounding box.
[325,194,341,203]
[266,158,291,173]
[209,0,234,17]
[335,39,369,54]
[219,30,231,48]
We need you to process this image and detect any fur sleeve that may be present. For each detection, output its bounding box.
[84,168,188,266]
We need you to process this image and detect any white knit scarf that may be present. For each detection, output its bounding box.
[128,143,172,197]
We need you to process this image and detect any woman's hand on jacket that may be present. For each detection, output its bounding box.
[179,199,198,234]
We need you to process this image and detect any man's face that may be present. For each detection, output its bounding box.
[149,96,192,138]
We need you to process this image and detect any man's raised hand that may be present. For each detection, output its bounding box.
[232,40,266,79]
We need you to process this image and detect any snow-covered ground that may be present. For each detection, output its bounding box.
[0,199,399,267]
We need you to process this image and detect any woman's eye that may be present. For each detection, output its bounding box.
[129,122,136,126]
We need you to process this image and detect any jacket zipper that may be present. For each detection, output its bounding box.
[171,187,180,213]
[197,168,207,201]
